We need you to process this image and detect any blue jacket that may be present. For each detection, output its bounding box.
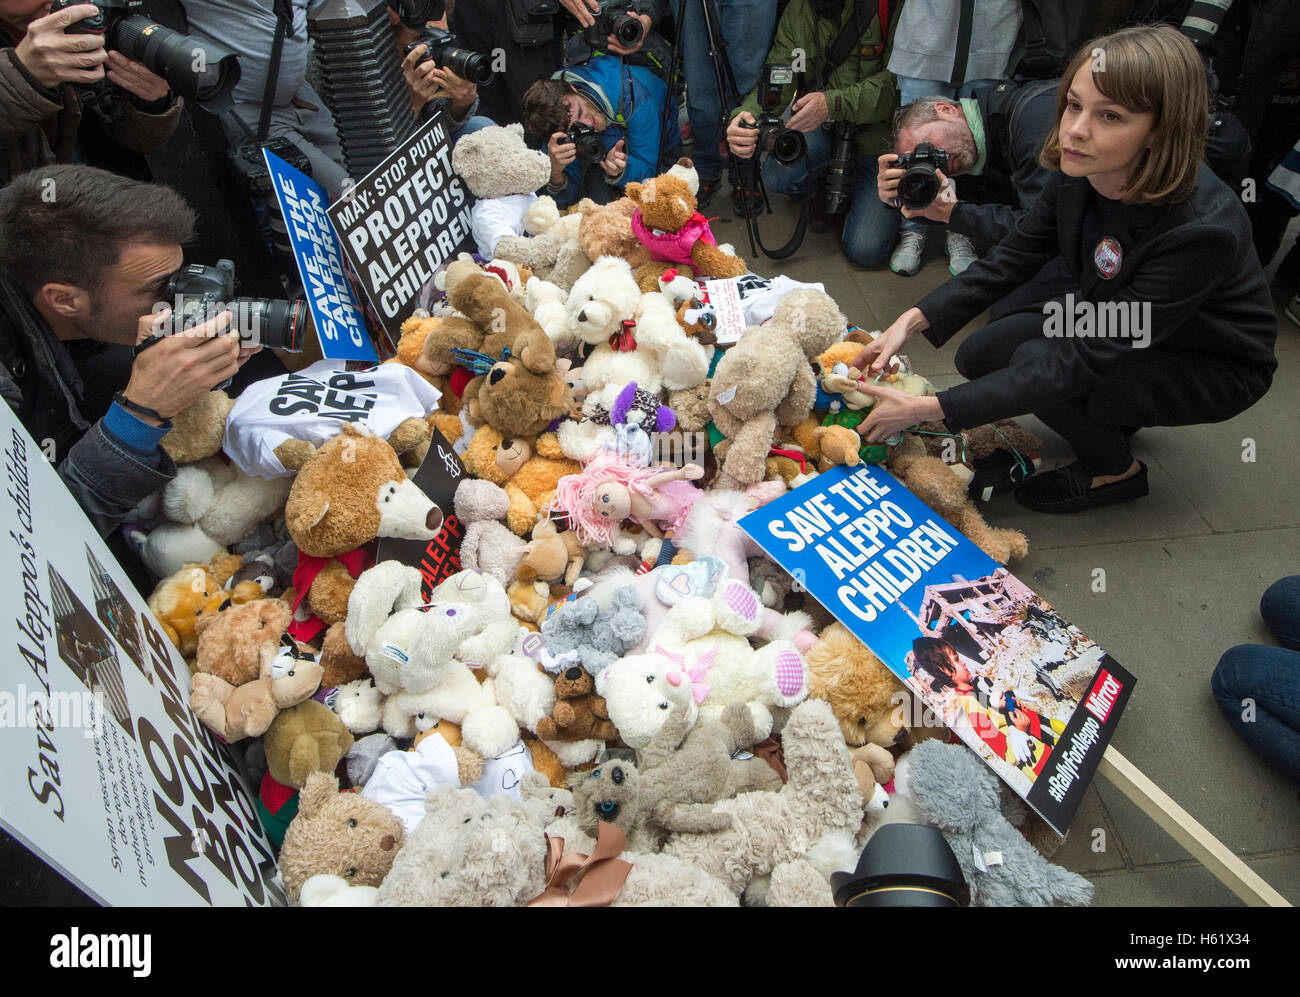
[551,56,679,206]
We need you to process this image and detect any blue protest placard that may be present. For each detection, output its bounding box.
[264,148,377,363]
[740,463,1134,835]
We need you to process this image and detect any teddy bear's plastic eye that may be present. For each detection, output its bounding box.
[645,676,653,684]
[658,702,668,709]
[858,717,867,726]
[345,867,356,877]
[417,712,425,719]
[440,871,449,879]
[259,620,266,629]
[287,669,295,677]
[348,818,357,828]
[591,769,601,778]
[463,817,471,823]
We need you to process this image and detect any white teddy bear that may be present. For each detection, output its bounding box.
[597,576,811,743]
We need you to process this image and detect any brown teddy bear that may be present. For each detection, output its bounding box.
[279,772,405,905]
[576,195,649,269]
[460,425,579,536]
[534,665,617,742]
[624,159,748,288]
[264,700,356,790]
[708,289,847,488]
[516,517,587,586]
[146,553,267,658]
[189,599,325,741]
[804,622,908,754]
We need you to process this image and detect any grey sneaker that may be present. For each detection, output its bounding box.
[946,231,978,275]
[890,229,926,275]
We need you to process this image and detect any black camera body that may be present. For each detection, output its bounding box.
[229,137,313,264]
[742,64,805,166]
[166,260,306,353]
[405,27,494,86]
[562,121,607,165]
[893,141,950,210]
[583,0,645,49]
[48,0,240,113]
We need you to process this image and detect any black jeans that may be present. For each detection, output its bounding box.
[954,306,1271,475]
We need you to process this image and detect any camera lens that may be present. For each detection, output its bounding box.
[612,12,644,46]
[830,824,965,908]
[897,164,940,209]
[444,48,494,87]
[235,298,307,352]
[110,15,241,114]
[771,127,806,166]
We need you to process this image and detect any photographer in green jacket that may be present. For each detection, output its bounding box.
[726,0,902,265]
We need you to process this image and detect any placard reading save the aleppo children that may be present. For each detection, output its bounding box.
[0,404,283,906]
[329,109,474,343]
[740,463,1134,835]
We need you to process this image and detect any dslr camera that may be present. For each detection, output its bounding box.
[562,121,607,165]
[228,137,313,264]
[47,0,240,112]
[892,141,949,210]
[405,27,495,86]
[166,260,307,353]
[739,64,805,166]
[583,0,646,49]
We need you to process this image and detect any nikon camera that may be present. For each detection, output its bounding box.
[892,141,950,210]
[739,64,806,166]
[583,0,646,48]
[562,121,607,165]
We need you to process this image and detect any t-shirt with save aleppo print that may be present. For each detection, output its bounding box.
[223,359,441,479]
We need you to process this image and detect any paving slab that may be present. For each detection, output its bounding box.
[1046,783,1130,874]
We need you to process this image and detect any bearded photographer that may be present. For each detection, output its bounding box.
[724,0,902,267]
[879,80,1058,284]
[0,165,257,538]
[1,0,182,187]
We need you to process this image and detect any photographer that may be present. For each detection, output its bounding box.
[399,11,494,142]
[725,0,901,266]
[560,0,664,67]
[879,80,1058,277]
[1,1,182,187]
[522,55,680,206]
[181,0,350,199]
[0,165,256,537]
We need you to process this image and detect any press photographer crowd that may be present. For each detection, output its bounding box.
[1,0,1298,913]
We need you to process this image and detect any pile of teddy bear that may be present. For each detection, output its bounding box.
[123,124,1088,908]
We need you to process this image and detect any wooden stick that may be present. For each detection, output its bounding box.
[1097,746,1291,907]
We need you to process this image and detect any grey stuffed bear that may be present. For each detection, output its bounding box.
[905,739,1093,907]
[539,586,646,678]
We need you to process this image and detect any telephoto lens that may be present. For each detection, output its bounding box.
[830,823,966,907]
[235,298,308,352]
[823,124,855,214]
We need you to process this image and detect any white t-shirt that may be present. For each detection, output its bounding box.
[223,359,441,479]
[471,193,537,258]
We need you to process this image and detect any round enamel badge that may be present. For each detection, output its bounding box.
[1094,236,1122,279]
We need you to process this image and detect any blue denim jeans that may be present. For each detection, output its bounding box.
[1211,575,1300,782]
[680,0,779,184]
[895,76,1002,238]
[760,125,900,267]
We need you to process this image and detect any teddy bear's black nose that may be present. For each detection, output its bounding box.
[577,310,588,323]
[502,438,514,449]
[564,666,582,681]
[489,367,507,385]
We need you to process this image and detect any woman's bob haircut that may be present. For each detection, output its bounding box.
[1040,24,1209,205]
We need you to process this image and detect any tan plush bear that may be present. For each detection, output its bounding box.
[264,700,355,790]
[624,159,748,289]
[279,772,405,905]
[708,289,847,488]
[534,666,615,743]
[188,599,324,741]
[460,426,578,536]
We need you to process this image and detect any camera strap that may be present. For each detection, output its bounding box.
[255,0,296,144]
[821,0,883,90]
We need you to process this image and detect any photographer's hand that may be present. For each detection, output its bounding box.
[786,92,828,133]
[123,309,244,424]
[427,66,476,119]
[402,44,441,103]
[14,4,109,89]
[876,152,903,206]
[600,138,627,178]
[606,13,653,55]
[850,308,927,374]
[901,167,956,223]
[726,111,757,159]
[559,0,600,28]
[105,51,169,103]
[548,132,577,184]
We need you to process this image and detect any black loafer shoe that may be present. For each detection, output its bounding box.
[1014,461,1149,513]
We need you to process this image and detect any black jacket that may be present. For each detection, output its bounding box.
[917,164,1279,431]
[947,78,1058,246]
[0,273,175,538]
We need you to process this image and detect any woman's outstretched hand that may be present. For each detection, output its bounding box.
[851,306,930,374]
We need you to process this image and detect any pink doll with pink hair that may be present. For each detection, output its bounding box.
[549,453,705,546]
